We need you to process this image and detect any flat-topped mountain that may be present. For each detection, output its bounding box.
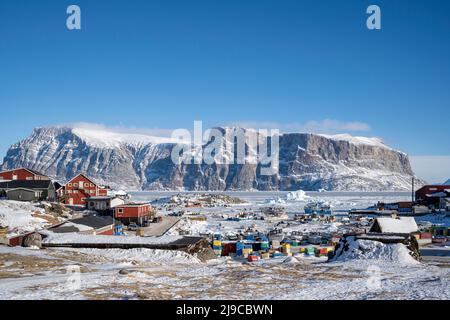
[0,125,423,191]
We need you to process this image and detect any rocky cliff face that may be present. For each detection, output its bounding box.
[0,126,422,191]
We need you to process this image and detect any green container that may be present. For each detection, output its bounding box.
[261,242,269,249]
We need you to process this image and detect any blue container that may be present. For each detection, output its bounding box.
[213,245,222,251]
[236,242,245,256]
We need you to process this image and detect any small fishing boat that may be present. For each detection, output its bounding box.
[304,202,332,215]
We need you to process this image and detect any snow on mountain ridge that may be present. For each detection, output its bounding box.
[318,133,390,150]
[33,125,392,150]
[0,125,423,191]
[71,127,177,148]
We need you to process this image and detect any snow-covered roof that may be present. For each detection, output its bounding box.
[42,232,182,245]
[371,217,418,234]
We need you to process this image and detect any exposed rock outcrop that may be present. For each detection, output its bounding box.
[0,126,423,191]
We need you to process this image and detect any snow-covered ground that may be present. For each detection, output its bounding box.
[0,192,449,300]
[0,244,448,300]
[0,200,63,237]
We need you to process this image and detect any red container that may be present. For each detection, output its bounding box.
[222,243,237,256]
[420,233,432,239]
[8,236,22,247]
[226,243,237,253]
[319,248,328,255]
[248,255,260,262]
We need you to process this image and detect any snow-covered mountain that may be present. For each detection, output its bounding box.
[444,179,450,185]
[0,125,424,191]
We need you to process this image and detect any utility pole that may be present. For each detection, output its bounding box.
[412,177,416,215]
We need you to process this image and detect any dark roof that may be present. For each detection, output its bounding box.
[417,185,450,191]
[0,180,54,190]
[54,181,63,190]
[70,215,114,229]
[51,226,81,234]
[115,203,151,208]
[6,188,40,193]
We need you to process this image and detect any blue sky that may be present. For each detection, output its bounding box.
[0,0,449,182]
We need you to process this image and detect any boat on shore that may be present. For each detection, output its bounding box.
[304,202,332,215]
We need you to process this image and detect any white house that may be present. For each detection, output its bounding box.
[86,196,125,212]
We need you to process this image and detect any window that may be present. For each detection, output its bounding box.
[73,183,78,188]
[118,208,123,214]
[90,183,94,187]
[74,190,78,194]
[68,183,72,187]
[68,190,73,194]
[26,177,33,180]
[90,190,95,194]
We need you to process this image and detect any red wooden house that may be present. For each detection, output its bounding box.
[0,168,49,181]
[63,173,108,206]
[416,185,450,204]
[114,203,155,226]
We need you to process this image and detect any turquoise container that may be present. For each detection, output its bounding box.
[236,242,245,256]
[306,247,315,255]
[261,242,269,249]
[272,252,283,258]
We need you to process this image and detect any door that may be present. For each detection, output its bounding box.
[69,198,73,205]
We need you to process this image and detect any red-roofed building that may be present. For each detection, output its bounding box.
[63,174,108,206]
[415,185,450,209]
[416,185,450,202]
[0,168,50,182]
